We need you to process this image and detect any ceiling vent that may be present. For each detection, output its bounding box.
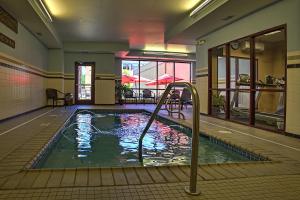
[222,15,234,21]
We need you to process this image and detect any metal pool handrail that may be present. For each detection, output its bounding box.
[138,82,201,195]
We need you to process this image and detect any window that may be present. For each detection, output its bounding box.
[254,29,286,131]
[209,45,227,119]
[208,25,286,132]
[121,60,193,103]
[121,60,139,96]
[157,62,174,97]
[140,61,157,98]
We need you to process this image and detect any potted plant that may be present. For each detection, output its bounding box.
[212,93,225,113]
[115,82,130,105]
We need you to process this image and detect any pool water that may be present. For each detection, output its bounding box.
[34,110,251,168]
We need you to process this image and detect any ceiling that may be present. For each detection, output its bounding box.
[166,0,280,44]
[0,0,281,53]
[44,0,199,49]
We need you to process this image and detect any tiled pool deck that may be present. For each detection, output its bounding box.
[0,105,299,199]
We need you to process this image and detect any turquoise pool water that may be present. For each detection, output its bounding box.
[34,110,253,168]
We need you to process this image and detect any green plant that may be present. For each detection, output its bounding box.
[212,93,225,111]
[115,83,131,103]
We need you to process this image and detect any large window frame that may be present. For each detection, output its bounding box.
[208,25,287,132]
[121,59,193,102]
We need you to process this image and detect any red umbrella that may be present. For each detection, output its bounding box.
[122,75,136,84]
[132,75,151,83]
[146,74,183,86]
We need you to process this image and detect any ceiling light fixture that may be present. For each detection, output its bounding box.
[263,30,281,36]
[143,51,188,57]
[38,0,53,22]
[190,0,213,17]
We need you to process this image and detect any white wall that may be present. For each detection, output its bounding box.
[0,22,48,120]
[0,22,48,70]
[64,52,115,74]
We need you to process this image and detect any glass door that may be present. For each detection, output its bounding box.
[75,62,95,104]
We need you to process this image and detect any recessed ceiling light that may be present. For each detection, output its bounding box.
[38,0,53,22]
[143,51,188,57]
[190,0,213,17]
[264,30,281,36]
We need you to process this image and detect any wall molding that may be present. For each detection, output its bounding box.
[196,66,208,77]
[196,74,208,78]
[287,51,300,65]
[0,53,47,74]
[0,61,47,78]
[287,64,300,69]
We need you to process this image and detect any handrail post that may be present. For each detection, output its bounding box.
[138,82,201,195]
[184,84,201,195]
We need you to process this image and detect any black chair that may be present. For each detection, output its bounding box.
[142,89,156,104]
[170,89,181,100]
[124,89,138,104]
[46,88,73,108]
[165,89,181,111]
[180,88,192,109]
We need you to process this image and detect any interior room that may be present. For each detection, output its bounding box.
[0,0,299,199]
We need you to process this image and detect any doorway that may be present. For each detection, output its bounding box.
[75,62,95,104]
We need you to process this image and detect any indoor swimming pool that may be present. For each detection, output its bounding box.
[33,109,264,168]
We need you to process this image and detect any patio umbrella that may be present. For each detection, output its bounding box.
[146,74,183,86]
[132,75,151,83]
[122,75,151,84]
[122,75,136,84]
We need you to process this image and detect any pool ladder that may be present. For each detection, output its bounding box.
[138,82,201,195]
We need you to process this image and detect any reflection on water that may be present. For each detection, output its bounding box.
[75,114,92,157]
[37,112,249,168]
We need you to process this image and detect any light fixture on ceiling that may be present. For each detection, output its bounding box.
[263,30,281,36]
[190,0,213,17]
[38,0,53,22]
[143,51,188,57]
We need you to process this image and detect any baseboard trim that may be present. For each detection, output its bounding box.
[0,106,47,123]
[284,131,300,139]
[200,112,208,116]
[93,104,116,105]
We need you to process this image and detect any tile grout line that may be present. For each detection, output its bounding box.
[200,120,300,152]
[0,108,57,137]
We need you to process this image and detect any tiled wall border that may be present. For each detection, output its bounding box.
[0,61,47,78]
[196,74,208,78]
[196,67,208,77]
[287,64,300,69]
[0,61,77,80]
[287,51,300,65]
